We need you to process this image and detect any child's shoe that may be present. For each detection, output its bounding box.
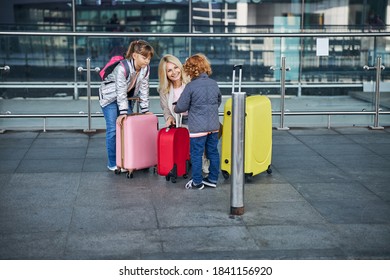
[184,179,204,190]
[202,177,217,188]
[107,165,117,171]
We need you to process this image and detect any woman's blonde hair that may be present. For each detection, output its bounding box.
[157,54,189,95]
[125,40,154,59]
[183,53,212,79]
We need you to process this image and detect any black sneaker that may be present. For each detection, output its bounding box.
[202,177,217,188]
[185,179,204,190]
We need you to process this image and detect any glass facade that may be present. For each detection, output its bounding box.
[0,0,389,129]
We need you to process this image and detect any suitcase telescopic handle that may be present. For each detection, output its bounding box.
[232,64,243,93]
[128,96,140,114]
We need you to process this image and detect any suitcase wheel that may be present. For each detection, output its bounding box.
[114,168,121,175]
[266,166,272,174]
[183,174,188,179]
[245,173,253,183]
[126,172,134,179]
[165,175,170,181]
[170,177,177,183]
[222,170,230,180]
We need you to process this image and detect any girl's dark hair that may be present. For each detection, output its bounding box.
[125,40,154,59]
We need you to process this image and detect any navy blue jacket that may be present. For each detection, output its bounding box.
[174,73,221,134]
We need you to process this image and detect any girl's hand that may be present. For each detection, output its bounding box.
[116,114,127,125]
[144,111,153,115]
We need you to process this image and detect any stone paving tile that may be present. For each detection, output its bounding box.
[0,231,67,260]
[309,199,390,224]
[242,201,327,226]
[159,226,259,254]
[247,224,339,251]
[0,206,73,234]
[64,230,162,259]
[0,173,80,208]
[16,158,85,173]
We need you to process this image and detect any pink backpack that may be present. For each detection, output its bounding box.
[99,55,130,80]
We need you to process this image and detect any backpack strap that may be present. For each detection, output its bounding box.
[120,59,149,79]
[119,59,131,80]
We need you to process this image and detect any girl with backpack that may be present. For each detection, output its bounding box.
[99,40,154,171]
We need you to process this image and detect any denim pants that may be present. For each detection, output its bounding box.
[190,132,220,185]
[101,100,133,168]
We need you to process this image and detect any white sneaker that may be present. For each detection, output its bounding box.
[185,179,204,190]
[202,177,217,188]
[107,165,117,171]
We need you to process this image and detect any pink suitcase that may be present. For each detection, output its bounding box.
[116,113,158,178]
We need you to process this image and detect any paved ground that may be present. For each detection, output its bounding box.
[0,127,390,260]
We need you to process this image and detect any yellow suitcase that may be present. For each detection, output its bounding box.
[220,95,272,179]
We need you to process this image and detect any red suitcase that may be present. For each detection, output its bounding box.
[157,126,190,183]
[116,113,158,178]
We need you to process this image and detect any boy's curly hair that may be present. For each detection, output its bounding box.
[183,53,212,78]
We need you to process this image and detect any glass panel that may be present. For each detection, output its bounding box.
[0,33,85,129]
[1,35,75,85]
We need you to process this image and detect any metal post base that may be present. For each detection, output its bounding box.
[230,206,245,216]
[277,127,290,131]
[83,129,96,133]
[369,126,384,130]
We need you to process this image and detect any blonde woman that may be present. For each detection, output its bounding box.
[158,54,210,174]
[157,54,190,127]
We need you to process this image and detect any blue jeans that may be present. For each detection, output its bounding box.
[190,132,220,185]
[101,100,133,168]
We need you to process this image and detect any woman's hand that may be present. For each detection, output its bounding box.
[165,115,175,127]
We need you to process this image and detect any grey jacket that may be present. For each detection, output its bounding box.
[99,59,150,113]
[174,73,221,134]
